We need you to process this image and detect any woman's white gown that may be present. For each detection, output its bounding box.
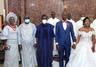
[2,25,19,67]
[66,31,96,67]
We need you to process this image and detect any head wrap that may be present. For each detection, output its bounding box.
[6,12,18,23]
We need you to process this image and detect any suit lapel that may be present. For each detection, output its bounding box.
[61,21,69,31]
[60,21,65,31]
[66,22,69,30]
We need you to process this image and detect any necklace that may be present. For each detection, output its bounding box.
[9,25,16,31]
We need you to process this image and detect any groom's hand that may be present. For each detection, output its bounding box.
[72,44,76,49]
[91,45,95,53]
[56,43,59,50]
[56,45,59,50]
[33,43,38,48]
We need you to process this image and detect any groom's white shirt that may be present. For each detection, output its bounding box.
[91,19,96,34]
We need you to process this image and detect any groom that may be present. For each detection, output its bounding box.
[55,12,76,67]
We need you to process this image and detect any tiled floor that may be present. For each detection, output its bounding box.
[0,64,22,67]
[0,65,2,67]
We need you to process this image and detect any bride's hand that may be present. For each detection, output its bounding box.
[91,46,95,53]
[72,44,76,49]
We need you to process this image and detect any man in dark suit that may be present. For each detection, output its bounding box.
[55,12,76,67]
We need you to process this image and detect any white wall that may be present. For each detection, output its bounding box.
[0,0,5,16]
[0,0,4,9]
[0,0,5,31]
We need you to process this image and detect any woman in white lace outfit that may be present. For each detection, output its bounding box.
[2,12,19,67]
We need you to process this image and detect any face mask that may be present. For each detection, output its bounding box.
[42,19,47,24]
[25,19,30,24]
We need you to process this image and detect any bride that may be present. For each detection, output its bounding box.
[66,17,96,67]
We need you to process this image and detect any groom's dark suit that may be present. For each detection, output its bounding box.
[56,20,76,67]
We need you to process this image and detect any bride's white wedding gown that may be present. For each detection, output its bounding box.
[66,31,96,67]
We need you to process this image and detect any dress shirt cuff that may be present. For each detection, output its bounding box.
[18,42,21,45]
[34,41,37,44]
[56,42,59,45]
[73,42,76,44]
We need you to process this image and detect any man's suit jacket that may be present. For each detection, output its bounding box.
[55,20,76,46]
